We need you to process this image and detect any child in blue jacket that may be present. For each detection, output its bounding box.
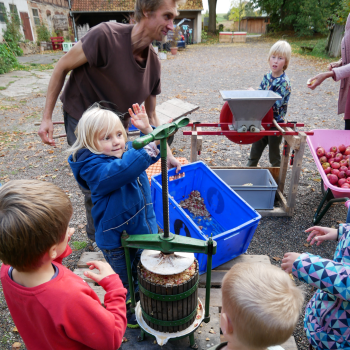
[68,103,160,328]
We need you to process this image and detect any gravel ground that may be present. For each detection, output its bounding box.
[0,40,346,349]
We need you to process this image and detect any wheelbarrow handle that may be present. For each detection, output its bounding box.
[132,117,190,150]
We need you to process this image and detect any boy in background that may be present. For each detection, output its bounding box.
[247,40,292,167]
[0,180,127,350]
[208,262,304,350]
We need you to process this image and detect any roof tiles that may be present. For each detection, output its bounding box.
[71,0,203,12]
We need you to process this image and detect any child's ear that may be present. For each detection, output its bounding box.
[220,313,233,335]
[48,244,58,260]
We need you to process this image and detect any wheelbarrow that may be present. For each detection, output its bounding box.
[307,129,350,224]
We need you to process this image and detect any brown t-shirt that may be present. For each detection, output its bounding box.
[60,22,161,120]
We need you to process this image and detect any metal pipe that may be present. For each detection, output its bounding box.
[67,0,78,41]
[124,246,136,308]
[272,119,286,134]
[160,138,170,238]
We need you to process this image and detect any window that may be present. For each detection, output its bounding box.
[32,8,40,26]
[9,4,17,15]
[0,2,5,23]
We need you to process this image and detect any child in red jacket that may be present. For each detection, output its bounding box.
[0,180,127,350]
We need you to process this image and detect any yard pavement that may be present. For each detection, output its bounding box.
[0,40,346,350]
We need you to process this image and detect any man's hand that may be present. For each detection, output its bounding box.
[84,260,116,283]
[281,252,301,274]
[305,226,338,246]
[38,119,55,146]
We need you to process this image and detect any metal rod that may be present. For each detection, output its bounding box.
[272,119,286,134]
[161,138,170,238]
[124,246,136,308]
[183,131,314,136]
[187,122,306,128]
[204,238,213,323]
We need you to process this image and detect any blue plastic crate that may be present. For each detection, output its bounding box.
[151,161,261,274]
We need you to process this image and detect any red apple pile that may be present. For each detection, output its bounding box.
[317,145,350,188]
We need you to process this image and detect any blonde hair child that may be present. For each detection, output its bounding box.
[208,262,304,350]
[68,103,160,328]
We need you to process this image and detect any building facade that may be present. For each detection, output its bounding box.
[26,0,72,42]
[70,0,203,43]
[0,0,33,42]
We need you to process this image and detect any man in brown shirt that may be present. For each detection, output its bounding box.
[38,0,183,245]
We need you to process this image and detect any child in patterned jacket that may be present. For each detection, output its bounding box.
[247,40,292,167]
[282,224,350,350]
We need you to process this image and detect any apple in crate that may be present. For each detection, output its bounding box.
[347,177,350,184]
[317,147,326,157]
[332,169,340,176]
[339,171,346,179]
[319,156,328,163]
[322,162,330,170]
[339,144,346,153]
[330,146,338,153]
[340,159,348,167]
[327,173,338,185]
[339,178,347,187]
[331,162,341,169]
[329,158,335,164]
[326,152,335,159]
[345,148,350,155]
[340,166,348,172]
[324,167,332,174]
[341,183,350,188]
[335,153,343,162]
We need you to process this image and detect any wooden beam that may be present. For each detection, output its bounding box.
[257,207,290,217]
[286,132,307,216]
[282,127,301,150]
[276,188,289,213]
[278,141,290,194]
[190,131,198,163]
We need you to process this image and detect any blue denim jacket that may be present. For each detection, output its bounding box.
[68,142,160,249]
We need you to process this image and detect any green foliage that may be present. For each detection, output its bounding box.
[201,31,208,40]
[229,0,257,21]
[71,241,87,250]
[36,24,51,42]
[332,0,350,25]
[0,43,18,75]
[2,11,23,56]
[251,0,338,36]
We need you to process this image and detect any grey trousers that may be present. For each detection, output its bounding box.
[247,134,283,167]
[64,111,95,241]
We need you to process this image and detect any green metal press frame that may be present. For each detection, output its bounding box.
[121,117,217,348]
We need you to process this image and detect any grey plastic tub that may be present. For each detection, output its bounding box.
[213,169,277,210]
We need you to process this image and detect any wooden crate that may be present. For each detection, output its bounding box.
[219,32,233,43]
[233,32,247,43]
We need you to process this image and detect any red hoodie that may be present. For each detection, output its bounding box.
[0,245,127,350]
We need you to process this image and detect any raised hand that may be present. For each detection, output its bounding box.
[128,103,152,134]
[84,260,116,283]
[305,226,338,246]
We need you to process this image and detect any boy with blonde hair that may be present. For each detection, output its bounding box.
[208,262,304,350]
[247,40,292,167]
[0,180,127,350]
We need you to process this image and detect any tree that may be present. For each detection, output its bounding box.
[229,1,256,31]
[208,0,217,34]
[250,0,338,36]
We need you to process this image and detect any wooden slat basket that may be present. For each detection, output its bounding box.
[137,260,199,333]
